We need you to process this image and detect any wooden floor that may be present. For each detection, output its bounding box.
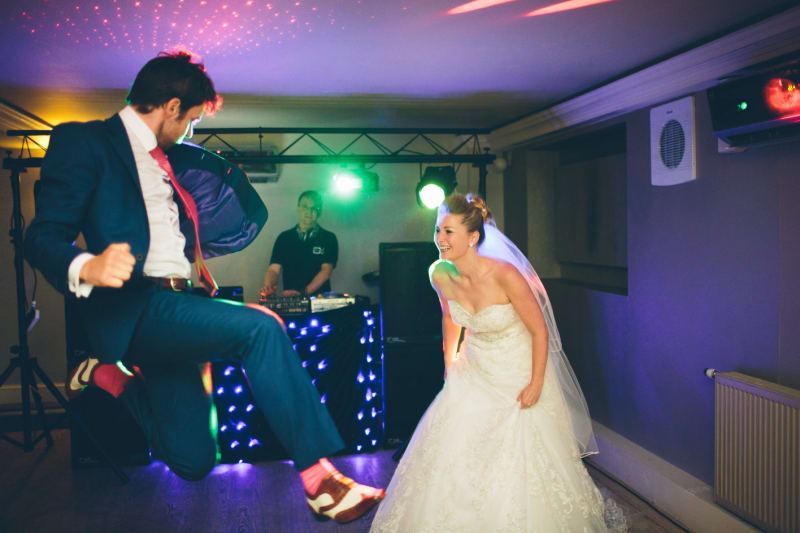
[0,429,685,533]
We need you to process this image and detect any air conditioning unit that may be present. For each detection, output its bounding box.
[707,61,800,148]
[650,96,696,187]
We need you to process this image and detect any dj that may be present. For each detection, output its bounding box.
[261,190,338,298]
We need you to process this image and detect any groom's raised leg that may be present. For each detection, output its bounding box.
[125,289,385,520]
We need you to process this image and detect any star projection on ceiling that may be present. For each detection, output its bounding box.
[12,0,619,58]
[12,0,384,56]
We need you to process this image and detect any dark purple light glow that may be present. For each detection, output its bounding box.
[2,1,790,104]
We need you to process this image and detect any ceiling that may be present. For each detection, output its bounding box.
[0,0,797,134]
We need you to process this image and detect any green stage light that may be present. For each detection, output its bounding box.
[332,170,362,197]
[416,166,457,208]
[331,167,379,197]
[418,183,446,208]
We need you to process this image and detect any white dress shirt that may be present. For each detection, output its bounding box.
[68,106,192,297]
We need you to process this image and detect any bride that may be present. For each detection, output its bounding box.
[371,193,608,532]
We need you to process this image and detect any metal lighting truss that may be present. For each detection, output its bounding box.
[6,126,496,196]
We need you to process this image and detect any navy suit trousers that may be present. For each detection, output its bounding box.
[119,288,343,479]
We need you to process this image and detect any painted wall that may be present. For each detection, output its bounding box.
[541,92,800,484]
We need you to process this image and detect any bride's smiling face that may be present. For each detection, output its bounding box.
[435,213,478,260]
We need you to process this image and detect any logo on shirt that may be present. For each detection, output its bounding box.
[312,246,325,255]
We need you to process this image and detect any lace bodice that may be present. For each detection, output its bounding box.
[448,299,533,384]
[448,299,527,337]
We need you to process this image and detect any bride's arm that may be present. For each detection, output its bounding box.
[439,299,461,371]
[500,264,549,407]
[429,261,462,372]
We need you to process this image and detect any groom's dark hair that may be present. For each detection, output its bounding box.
[127,50,222,116]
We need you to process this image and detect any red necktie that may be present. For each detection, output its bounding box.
[150,146,219,297]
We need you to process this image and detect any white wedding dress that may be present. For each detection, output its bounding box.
[371,299,608,533]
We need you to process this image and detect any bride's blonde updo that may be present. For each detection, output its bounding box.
[440,193,493,245]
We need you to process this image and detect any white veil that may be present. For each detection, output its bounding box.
[478,221,599,457]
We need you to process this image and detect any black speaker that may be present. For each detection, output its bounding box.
[383,340,444,443]
[379,242,441,339]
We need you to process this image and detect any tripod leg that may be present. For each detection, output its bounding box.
[32,364,130,484]
[27,369,54,448]
[0,357,20,388]
[20,357,34,451]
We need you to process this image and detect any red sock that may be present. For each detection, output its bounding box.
[300,458,335,494]
[92,364,132,398]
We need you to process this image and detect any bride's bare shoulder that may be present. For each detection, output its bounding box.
[482,257,516,277]
[429,259,458,287]
[483,258,527,289]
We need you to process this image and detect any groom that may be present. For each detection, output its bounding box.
[25,51,383,523]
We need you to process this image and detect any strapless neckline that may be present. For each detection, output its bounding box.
[448,299,512,317]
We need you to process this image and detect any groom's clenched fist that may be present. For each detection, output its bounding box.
[80,243,136,288]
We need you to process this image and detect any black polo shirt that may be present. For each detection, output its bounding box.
[270,225,338,294]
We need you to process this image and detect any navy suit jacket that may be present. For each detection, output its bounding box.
[24,114,268,363]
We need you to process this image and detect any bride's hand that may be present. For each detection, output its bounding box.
[516,380,542,409]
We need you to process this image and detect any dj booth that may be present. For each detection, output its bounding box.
[212,293,383,463]
[67,290,384,466]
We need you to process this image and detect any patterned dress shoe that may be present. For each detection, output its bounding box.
[65,357,100,400]
[306,471,385,523]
